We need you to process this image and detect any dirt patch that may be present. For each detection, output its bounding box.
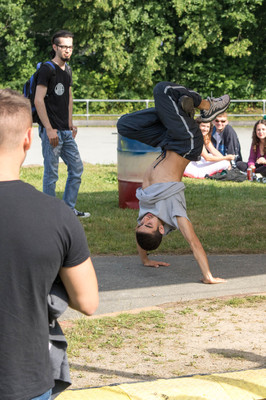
[62,295,266,389]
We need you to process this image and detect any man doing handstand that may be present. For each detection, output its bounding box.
[117,81,230,284]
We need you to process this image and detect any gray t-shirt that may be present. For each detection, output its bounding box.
[136,181,189,235]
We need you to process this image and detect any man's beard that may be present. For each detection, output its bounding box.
[61,55,71,62]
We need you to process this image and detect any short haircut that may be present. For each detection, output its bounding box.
[136,227,163,251]
[50,30,74,58]
[52,30,74,45]
[215,112,227,119]
[0,89,32,149]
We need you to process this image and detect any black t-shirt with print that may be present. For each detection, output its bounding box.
[0,180,90,400]
[37,61,73,130]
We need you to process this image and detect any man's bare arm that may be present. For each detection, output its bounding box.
[59,257,99,316]
[177,216,226,284]
[136,241,170,268]
[34,85,59,147]
[202,144,234,162]
[68,87,77,136]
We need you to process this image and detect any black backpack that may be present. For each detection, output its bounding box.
[205,168,247,182]
[23,61,56,123]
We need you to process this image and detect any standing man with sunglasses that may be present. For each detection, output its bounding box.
[211,113,242,162]
[35,30,90,218]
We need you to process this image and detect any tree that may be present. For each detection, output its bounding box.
[62,0,265,99]
[0,0,265,101]
[0,0,34,89]
[168,0,265,98]
[61,0,176,98]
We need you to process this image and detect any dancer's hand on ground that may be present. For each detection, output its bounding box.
[201,276,226,284]
[143,259,170,268]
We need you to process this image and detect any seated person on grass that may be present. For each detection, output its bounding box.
[117,81,229,284]
[184,118,235,178]
[237,119,266,177]
[211,112,242,162]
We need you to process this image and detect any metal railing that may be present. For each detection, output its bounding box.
[73,98,266,122]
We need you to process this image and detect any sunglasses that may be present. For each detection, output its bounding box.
[215,119,226,123]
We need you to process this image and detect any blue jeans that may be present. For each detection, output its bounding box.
[31,388,52,400]
[39,127,83,209]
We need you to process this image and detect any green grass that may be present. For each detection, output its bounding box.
[224,295,266,307]
[65,310,165,356]
[20,163,266,255]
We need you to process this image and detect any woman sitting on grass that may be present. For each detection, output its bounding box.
[237,119,266,177]
[184,117,235,179]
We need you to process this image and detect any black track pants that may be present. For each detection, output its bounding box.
[117,81,204,161]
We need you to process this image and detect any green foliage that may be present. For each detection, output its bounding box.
[62,0,175,98]
[0,0,265,100]
[172,0,223,56]
[0,0,35,89]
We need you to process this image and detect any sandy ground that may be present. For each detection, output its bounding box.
[61,295,266,389]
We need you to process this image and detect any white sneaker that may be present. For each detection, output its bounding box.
[73,208,91,218]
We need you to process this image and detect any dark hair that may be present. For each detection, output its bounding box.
[50,30,74,58]
[251,119,266,154]
[136,227,163,251]
[195,117,213,145]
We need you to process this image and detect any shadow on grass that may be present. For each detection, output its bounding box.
[208,348,266,368]
[69,362,159,382]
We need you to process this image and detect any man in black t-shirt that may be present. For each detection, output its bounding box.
[0,89,98,400]
[35,30,90,218]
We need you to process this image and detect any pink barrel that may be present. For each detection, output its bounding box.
[117,133,161,209]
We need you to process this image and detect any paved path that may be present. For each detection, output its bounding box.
[61,253,266,319]
[24,126,117,166]
[24,125,253,167]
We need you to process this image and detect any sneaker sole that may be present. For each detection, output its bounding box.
[201,96,231,122]
[79,213,91,218]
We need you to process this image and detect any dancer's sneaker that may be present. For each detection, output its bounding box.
[179,95,195,119]
[73,208,91,218]
[200,94,230,122]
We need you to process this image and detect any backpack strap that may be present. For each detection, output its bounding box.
[45,61,56,71]
[64,62,72,77]
[38,61,56,95]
